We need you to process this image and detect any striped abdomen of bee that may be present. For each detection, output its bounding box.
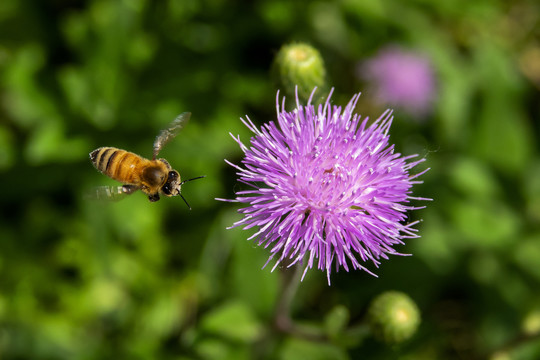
[90,147,171,201]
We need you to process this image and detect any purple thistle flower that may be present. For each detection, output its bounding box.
[360,46,436,118]
[221,89,429,284]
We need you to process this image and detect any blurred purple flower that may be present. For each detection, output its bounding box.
[360,46,436,117]
[221,90,429,284]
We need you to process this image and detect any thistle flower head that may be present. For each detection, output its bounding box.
[222,89,429,284]
[360,46,436,117]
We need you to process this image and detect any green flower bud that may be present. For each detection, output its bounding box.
[522,309,540,335]
[272,43,327,104]
[367,291,420,344]
[324,304,350,338]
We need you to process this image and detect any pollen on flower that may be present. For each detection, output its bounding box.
[220,88,430,284]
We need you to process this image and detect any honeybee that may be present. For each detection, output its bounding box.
[89,112,205,208]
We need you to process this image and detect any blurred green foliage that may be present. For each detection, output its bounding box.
[0,0,539,359]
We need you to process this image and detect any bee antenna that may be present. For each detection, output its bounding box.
[178,175,205,210]
[180,194,192,210]
[180,175,206,186]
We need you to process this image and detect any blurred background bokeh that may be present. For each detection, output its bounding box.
[1,0,539,359]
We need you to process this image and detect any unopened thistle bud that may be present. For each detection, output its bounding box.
[367,291,420,344]
[324,305,350,338]
[523,309,540,336]
[272,43,327,104]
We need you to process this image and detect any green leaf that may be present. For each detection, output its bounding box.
[523,161,540,223]
[341,0,386,21]
[0,125,15,170]
[448,157,500,199]
[24,121,90,164]
[514,234,540,282]
[3,44,58,129]
[139,291,183,340]
[413,212,457,274]
[431,45,475,147]
[200,301,263,343]
[450,199,520,248]
[471,43,533,174]
[195,338,250,360]
[279,337,349,360]
[231,234,279,318]
[467,252,501,285]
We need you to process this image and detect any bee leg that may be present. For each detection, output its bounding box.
[148,193,160,202]
[122,185,139,194]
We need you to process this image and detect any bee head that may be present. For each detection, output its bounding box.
[161,171,205,210]
[161,170,181,196]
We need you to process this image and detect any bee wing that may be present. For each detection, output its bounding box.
[153,112,191,159]
[84,185,139,201]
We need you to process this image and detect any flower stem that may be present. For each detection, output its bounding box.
[488,331,540,358]
[273,264,326,341]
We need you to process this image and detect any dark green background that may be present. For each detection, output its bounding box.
[1,0,539,359]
